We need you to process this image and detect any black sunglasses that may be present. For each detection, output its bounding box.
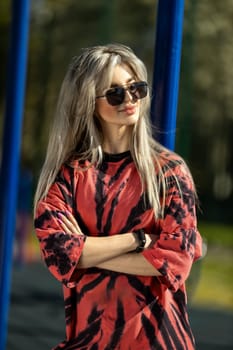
[96,81,148,106]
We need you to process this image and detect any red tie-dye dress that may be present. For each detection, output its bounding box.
[34,150,202,350]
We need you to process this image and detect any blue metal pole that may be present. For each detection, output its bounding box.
[151,0,185,150]
[0,1,30,349]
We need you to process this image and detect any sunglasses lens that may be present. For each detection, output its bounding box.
[103,82,148,106]
[106,87,124,106]
[131,82,148,99]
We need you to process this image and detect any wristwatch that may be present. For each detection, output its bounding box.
[134,229,146,253]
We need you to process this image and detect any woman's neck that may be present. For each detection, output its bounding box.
[102,126,131,154]
[103,141,129,154]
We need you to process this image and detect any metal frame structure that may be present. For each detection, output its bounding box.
[0,0,185,348]
[151,0,185,150]
[0,1,31,349]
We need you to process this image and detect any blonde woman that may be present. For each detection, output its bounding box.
[34,44,202,350]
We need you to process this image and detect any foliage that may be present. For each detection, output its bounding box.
[198,221,233,247]
[0,0,233,222]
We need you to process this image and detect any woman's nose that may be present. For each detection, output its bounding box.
[124,89,134,103]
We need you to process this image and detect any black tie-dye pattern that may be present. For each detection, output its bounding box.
[34,151,202,349]
[120,194,150,233]
[103,180,127,234]
[43,232,81,276]
[180,227,197,257]
[164,198,186,225]
[104,299,125,350]
[95,162,109,232]
[107,155,133,187]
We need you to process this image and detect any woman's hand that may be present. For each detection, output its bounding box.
[58,211,84,236]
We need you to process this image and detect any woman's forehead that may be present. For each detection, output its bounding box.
[110,64,135,85]
[96,60,137,94]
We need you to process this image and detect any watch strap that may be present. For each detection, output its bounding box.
[134,229,146,253]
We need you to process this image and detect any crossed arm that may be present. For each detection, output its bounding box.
[58,212,161,276]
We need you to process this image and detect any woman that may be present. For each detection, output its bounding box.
[34,44,202,350]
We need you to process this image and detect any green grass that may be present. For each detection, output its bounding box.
[198,221,233,247]
[188,222,233,310]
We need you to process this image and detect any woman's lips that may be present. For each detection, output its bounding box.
[120,106,136,115]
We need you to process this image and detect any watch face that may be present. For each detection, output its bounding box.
[138,229,146,245]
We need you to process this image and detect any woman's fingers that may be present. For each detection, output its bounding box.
[57,211,83,235]
[59,220,70,233]
[66,211,81,230]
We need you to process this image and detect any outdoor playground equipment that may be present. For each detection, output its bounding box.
[0,1,185,349]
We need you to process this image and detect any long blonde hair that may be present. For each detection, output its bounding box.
[34,43,182,218]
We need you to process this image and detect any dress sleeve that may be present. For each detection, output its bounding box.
[34,166,86,287]
[142,160,202,292]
